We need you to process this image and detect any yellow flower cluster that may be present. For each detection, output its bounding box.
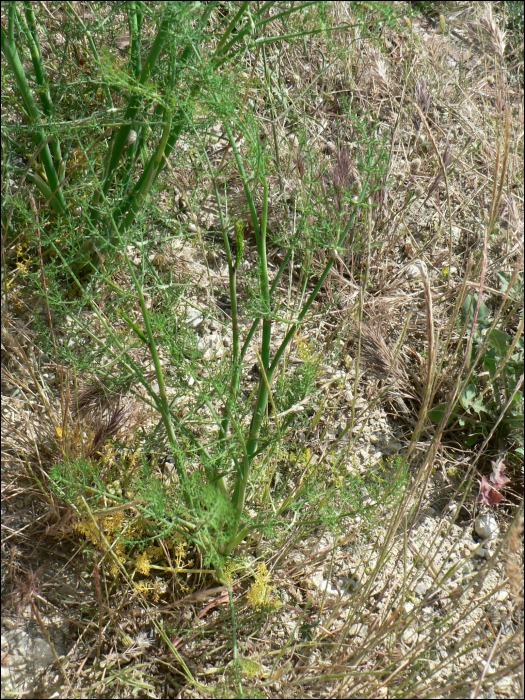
[247,563,280,611]
[73,510,124,546]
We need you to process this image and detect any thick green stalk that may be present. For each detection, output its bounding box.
[118,111,173,234]
[21,4,52,117]
[214,1,251,57]
[229,177,370,530]
[216,1,309,62]
[128,2,142,79]
[1,6,66,214]
[214,2,334,67]
[100,5,174,198]
[212,183,304,455]
[268,186,369,384]
[21,3,63,173]
[258,183,271,368]
[214,190,241,451]
[254,1,318,30]
[207,134,316,521]
[118,2,312,236]
[75,8,183,276]
[238,180,314,365]
[117,265,191,500]
[225,125,261,230]
[118,103,188,231]
[115,3,218,229]
[232,184,271,516]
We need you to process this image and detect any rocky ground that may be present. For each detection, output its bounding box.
[2,2,523,698]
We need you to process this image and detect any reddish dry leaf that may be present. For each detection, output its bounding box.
[490,458,510,490]
[478,459,511,506]
[479,476,505,506]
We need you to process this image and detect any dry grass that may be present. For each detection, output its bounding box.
[1,1,523,698]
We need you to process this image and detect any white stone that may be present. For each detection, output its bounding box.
[415,579,431,597]
[403,627,418,645]
[186,307,204,329]
[473,544,487,558]
[348,623,369,638]
[474,513,499,540]
[384,440,403,454]
[406,260,427,279]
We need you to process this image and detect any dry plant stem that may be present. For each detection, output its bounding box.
[7,328,56,430]
[388,513,525,694]
[400,107,512,516]
[92,556,103,661]
[405,263,435,463]
[333,449,434,661]
[472,623,503,698]
[346,217,371,445]
[410,98,454,284]
[430,255,475,403]
[30,598,75,695]
[31,195,62,375]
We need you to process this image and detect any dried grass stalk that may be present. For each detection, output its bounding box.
[358,324,419,405]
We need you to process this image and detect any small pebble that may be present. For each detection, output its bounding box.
[474,513,499,540]
[415,580,431,597]
[406,260,427,279]
[403,627,418,645]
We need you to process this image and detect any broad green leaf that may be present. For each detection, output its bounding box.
[502,414,525,430]
[461,293,490,334]
[488,327,511,356]
[428,403,447,423]
[459,384,477,411]
[428,402,460,424]
[464,433,481,446]
[497,270,524,301]
[483,348,498,377]
[470,398,491,415]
